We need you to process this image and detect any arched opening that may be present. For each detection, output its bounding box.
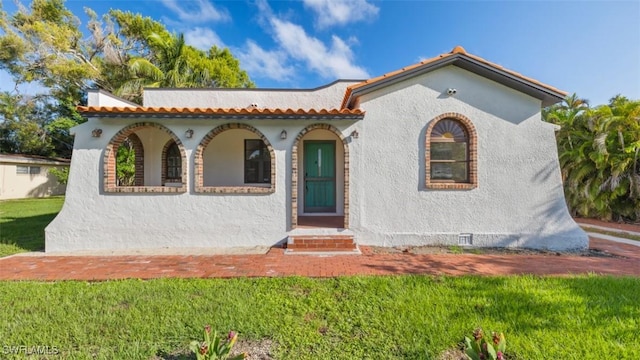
[291,124,349,229]
[115,133,144,186]
[162,140,183,184]
[104,122,187,193]
[194,123,275,193]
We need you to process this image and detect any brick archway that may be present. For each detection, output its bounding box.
[425,112,478,190]
[291,123,349,229]
[194,123,276,193]
[104,122,187,193]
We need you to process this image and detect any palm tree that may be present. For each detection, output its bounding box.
[550,94,640,221]
[116,33,212,100]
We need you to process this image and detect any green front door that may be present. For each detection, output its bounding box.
[304,141,336,213]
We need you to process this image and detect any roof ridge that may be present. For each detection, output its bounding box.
[340,45,567,109]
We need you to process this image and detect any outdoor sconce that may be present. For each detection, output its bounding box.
[185,129,194,139]
[280,130,287,140]
[92,128,102,137]
[350,130,359,139]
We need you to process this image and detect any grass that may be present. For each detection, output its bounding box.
[1,198,639,358]
[581,226,640,242]
[1,276,639,359]
[0,197,64,257]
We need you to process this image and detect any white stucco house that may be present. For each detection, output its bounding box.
[45,46,588,253]
[0,154,69,200]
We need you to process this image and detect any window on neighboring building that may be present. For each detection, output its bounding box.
[16,166,40,174]
[165,141,182,182]
[429,119,469,182]
[244,139,271,184]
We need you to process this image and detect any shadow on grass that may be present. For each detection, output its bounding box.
[154,349,194,360]
[0,212,58,252]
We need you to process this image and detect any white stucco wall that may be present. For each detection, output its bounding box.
[0,162,67,200]
[46,114,357,252]
[88,90,137,107]
[142,80,360,109]
[47,67,586,252]
[349,66,587,250]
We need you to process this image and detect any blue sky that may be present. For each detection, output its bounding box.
[2,0,639,106]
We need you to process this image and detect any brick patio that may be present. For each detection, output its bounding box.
[0,237,638,281]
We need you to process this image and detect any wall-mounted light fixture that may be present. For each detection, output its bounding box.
[447,88,458,96]
[92,128,103,137]
[350,130,359,139]
[280,130,287,140]
[185,129,194,139]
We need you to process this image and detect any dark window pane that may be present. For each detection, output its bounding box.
[431,163,453,180]
[431,162,468,181]
[431,142,467,161]
[244,139,271,184]
[450,162,468,181]
[166,142,181,181]
[29,166,41,174]
[16,166,28,174]
[245,161,258,183]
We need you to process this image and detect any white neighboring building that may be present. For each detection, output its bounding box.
[45,46,588,253]
[0,154,69,200]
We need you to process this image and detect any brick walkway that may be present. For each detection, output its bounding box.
[0,237,639,281]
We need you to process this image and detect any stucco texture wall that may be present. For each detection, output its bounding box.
[350,66,586,250]
[46,112,358,252]
[47,70,586,252]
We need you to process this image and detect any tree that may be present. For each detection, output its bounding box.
[0,0,254,158]
[545,94,640,221]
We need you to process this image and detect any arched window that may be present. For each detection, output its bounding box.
[162,140,182,184]
[425,114,477,190]
[164,141,182,183]
[429,119,469,182]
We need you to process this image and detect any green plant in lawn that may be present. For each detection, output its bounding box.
[464,328,506,360]
[190,325,246,360]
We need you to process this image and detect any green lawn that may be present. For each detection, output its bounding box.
[0,197,64,257]
[1,276,639,359]
[1,198,639,359]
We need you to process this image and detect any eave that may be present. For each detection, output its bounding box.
[77,106,365,120]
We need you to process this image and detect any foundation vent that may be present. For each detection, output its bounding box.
[458,233,473,246]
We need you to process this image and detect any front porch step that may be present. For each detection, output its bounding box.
[285,234,359,254]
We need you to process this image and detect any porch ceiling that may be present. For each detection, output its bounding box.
[77,106,365,120]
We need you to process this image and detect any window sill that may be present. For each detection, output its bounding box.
[426,183,477,190]
[195,185,275,194]
[105,186,187,193]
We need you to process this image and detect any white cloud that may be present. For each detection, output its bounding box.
[236,41,295,81]
[184,27,225,50]
[160,0,229,23]
[270,18,369,79]
[303,0,379,28]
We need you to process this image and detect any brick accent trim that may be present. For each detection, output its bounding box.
[291,124,349,229]
[104,122,187,193]
[425,113,478,190]
[194,123,276,194]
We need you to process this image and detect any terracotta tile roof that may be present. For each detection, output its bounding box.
[77,106,364,118]
[341,45,568,108]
